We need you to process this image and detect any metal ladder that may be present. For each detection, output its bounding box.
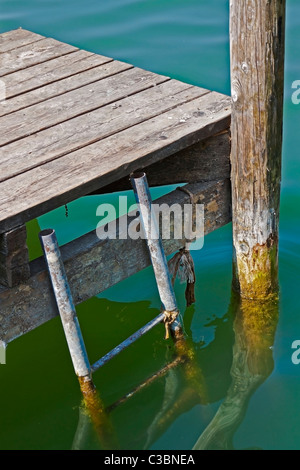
[39,172,182,395]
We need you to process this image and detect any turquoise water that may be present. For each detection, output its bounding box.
[0,0,300,450]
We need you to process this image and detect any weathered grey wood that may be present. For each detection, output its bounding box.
[92,131,230,194]
[0,38,77,77]
[0,81,206,182]
[0,29,44,53]
[230,0,286,299]
[0,66,168,146]
[0,92,231,234]
[0,225,30,288]
[1,50,113,102]
[0,179,231,344]
[0,59,131,117]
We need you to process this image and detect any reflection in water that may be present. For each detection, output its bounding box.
[71,289,279,450]
[143,331,209,449]
[73,381,118,450]
[193,291,279,450]
[71,318,209,450]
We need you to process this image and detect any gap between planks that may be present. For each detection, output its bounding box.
[0,92,231,233]
[0,29,45,54]
[0,38,78,77]
[0,81,207,182]
[0,51,115,104]
[0,67,170,147]
[0,58,132,117]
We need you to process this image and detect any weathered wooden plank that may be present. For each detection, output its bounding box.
[0,225,30,287]
[1,50,113,102]
[0,66,169,146]
[0,92,231,233]
[0,59,131,117]
[230,0,285,299]
[0,81,207,182]
[92,131,231,194]
[0,179,231,344]
[0,38,77,77]
[0,29,44,53]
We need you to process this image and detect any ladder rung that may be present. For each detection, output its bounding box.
[91,312,165,373]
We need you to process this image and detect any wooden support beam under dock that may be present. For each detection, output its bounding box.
[0,179,231,344]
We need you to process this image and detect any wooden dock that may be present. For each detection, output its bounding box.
[0,28,231,344]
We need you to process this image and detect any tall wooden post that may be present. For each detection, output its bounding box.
[230,1,286,299]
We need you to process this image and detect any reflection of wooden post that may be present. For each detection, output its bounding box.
[230,1,286,299]
[193,291,279,450]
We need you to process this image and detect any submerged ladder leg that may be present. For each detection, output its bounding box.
[130,171,183,339]
[39,229,94,395]
[39,229,118,449]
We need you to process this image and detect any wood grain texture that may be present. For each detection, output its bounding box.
[230,0,286,299]
[0,92,231,233]
[0,81,206,181]
[0,179,231,344]
[0,66,168,145]
[0,59,131,117]
[92,131,231,194]
[1,50,113,104]
[0,225,30,287]
[0,38,77,76]
[0,29,44,53]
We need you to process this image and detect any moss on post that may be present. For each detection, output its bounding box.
[233,237,279,300]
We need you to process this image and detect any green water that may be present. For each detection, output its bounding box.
[0,0,300,450]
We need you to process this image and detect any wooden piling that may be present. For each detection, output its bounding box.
[230,1,286,299]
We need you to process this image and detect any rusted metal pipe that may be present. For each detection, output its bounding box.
[39,229,92,383]
[91,312,165,373]
[130,172,182,336]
